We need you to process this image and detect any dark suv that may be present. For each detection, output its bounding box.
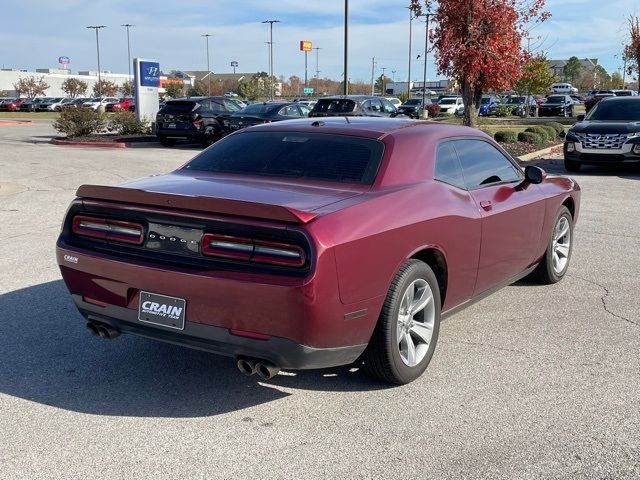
[564,97,640,171]
[156,96,241,147]
[309,96,397,117]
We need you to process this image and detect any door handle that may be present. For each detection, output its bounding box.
[480,200,492,211]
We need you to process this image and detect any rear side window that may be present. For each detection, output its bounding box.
[184,131,384,184]
[434,142,465,189]
[453,140,521,189]
[312,99,356,114]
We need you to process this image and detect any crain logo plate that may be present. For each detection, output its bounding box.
[63,254,78,264]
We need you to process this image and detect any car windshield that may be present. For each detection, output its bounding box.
[546,96,565,103]
[480,97,492,105]
[507,97,525,104]
[440,98,458,105]
[184,131,384,185]
[403,99,422,106]
[238,103,277,114]
[585,100,640,121]
[312,99,356,113]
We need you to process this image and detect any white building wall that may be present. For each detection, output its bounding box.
[0,69,131,97]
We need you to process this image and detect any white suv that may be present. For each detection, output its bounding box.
[438,97,464,115]
[82,97,119,110]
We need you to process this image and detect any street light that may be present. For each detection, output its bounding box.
[343,0,349,95]
[86,26,106,97]
[419,12,432,117]
[201,34,212,96]
[121,24,135,80]
[262,20,280,99]
[406,5,413,98]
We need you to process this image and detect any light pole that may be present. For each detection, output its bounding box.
[262,20,280,99]
[392,70,396,82]
[121,24,135,81]
[381,67,386,95]
[406,6,413,98]
[86,26,106,97]
[314,47,321,86]
[370,57,376,95]
[202,34,212,96]
[343,0,349,95]
[420,12,432,117]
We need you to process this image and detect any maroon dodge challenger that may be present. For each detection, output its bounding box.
[56,118,580,384]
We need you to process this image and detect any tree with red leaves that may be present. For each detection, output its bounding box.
[411,0,549,127]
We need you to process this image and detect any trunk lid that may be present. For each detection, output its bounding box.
[76,172,366,224]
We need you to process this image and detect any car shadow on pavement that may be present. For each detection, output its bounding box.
[0,280,385,418]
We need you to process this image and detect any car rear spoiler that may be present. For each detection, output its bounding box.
[76,184,318,224]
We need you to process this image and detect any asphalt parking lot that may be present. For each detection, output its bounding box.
[1,120,639,479]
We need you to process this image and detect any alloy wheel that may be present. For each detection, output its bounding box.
[552,216,571,274]
[397,279,435,367]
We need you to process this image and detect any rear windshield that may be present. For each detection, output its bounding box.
[546,96,566,103]
[403,99,422,106]
[240,103,278,114]
[162,101,197,113]
[586,100,640,121]
[440,98,458,105]
[184,131,384,184]
[312,99,356,113]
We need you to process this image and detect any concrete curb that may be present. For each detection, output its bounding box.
[50,137,160,148]
[518,144,563,162]
[0,120,35,126]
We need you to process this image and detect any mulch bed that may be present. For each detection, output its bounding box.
[63,134,157,143]
[501,140,562,159]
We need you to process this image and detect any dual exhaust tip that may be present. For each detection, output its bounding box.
[86,322,120,340]
[237,358,280,380]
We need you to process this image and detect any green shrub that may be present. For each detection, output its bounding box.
[544,121,565,136]
[518,131,546,145]
[536,125,557,139]
[494,130,518,143]
[108,110,150,135]
[494,104,515,117]
[525,126,550,142]
[53,107,106,137]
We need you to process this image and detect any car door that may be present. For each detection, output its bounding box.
[278,105,301,120]
[453,139,546,295]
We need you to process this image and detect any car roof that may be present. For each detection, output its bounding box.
[240,116,487,140]
[600,96,640,103]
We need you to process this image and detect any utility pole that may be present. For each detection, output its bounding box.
[314,47,321,90]
[343,0,349,95]
[392,70,396,82]
[381,67,386,95]
[421,12,432,117]
[86,26,106,97]
[370,57,376,95]
[202,33,212,96]
[407,6,413,98]
[262,20,280,99]
[304,50,308,90]
[121,24,135,81]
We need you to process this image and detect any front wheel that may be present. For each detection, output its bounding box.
[361,259,441,385]
[534,206,573,284]
[564,158,581,172]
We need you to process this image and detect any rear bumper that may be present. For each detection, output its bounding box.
[156,126,201,139]
[73,295,366,369]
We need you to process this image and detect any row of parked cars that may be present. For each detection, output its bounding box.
[0,96,137,112]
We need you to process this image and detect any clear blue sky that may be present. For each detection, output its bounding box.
[0,0,636,83]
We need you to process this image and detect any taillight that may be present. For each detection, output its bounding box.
[202,233,305,267]
[72,215,144,245]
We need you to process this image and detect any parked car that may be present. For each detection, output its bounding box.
[564,97,640,171]
[55,98,78,111]
[394,98,425,119]
[584,92,615,113]
[495,95,537,116]
[223,102,310,133]
[613,89,638,97]
[82,97,120,110]
[106,98,135,112]
[538,95,574,117]
[19,97,45,112]
[0,98,26,112]
[56,117,580,385]
[478,96,501,116]
[294,99,317,108]
[551,83,579,94]
[438,97,464,115]
[385,97,402,108]
[155,96,242,147]
[569,95,585,104]
[309,96,397,117]
[37,97,65,112]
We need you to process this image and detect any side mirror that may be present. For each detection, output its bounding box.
[524,166,545,184]
[577,114,585,121]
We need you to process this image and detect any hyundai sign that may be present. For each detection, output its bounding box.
[133,57,160,123]
[139,61,160,87]
[58,56,70,65]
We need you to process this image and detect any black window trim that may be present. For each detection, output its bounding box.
[435,136,524,191]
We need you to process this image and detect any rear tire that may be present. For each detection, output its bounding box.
[158,136,176,147]
[361,259,441,385]
[534,206,573,284]
[564,158,581,172]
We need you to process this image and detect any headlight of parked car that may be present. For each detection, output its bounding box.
[632,144,640,155]
[566,142,576,153]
